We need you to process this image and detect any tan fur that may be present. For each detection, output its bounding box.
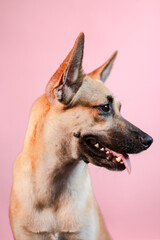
[10,33,120,240]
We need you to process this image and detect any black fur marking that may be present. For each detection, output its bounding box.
[35,202,45,212]
[107,95,113,103]
[49,160,78,210]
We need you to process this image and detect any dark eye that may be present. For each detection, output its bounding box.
[101,104,110,113]
[93,103,112,115]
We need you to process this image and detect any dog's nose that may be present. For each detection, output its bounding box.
[139,134,153,149]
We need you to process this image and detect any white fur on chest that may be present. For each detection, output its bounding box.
[55,161,98,240]
[55,161,93,230]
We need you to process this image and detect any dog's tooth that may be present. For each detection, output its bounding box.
[120,161,124,164]
[106,151,110,154]
[106,156,112,160]
[94,143,99,148]
[100,147,104,151]
[116,156,122,162]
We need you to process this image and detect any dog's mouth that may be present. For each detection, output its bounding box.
[80,136,131,173]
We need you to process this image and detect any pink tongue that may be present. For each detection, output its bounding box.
[104,147,131,174]
[122,155,131,174]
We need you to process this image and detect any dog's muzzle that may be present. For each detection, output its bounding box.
[78,121,153,174]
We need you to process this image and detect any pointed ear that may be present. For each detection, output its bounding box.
[46,33,84,104]
[88,51,118,83]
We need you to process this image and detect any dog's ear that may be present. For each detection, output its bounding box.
[88,51,118,83]
[46,33,84,104]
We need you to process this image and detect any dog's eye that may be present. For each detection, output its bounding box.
[93,103,112,115]
[100,104,111,113]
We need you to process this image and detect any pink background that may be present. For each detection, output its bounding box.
[1,0,160,239]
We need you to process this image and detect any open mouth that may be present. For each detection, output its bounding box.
[81,136,131,173]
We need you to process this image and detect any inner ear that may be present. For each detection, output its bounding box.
[61,40,84,92]
[88,51,118,83]
[46,33,84,105]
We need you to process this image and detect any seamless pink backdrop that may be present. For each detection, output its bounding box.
[1,0,160,239]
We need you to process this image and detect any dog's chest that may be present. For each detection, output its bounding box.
[52,163,98,239]
[54,207,98,240]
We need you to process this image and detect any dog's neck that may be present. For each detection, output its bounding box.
[23,95,92,212]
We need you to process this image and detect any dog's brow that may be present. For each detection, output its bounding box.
[107,96,113,103]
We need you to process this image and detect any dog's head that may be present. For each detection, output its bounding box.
[46,33,153,173]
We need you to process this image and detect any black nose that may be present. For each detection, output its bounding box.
[140,134,153,149]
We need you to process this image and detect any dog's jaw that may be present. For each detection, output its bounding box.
[92,143,131,174]
[79,134,131,173]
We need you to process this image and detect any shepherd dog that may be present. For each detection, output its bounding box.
[9,33,153,240]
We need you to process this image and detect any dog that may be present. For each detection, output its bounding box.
[9,33,153,240]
